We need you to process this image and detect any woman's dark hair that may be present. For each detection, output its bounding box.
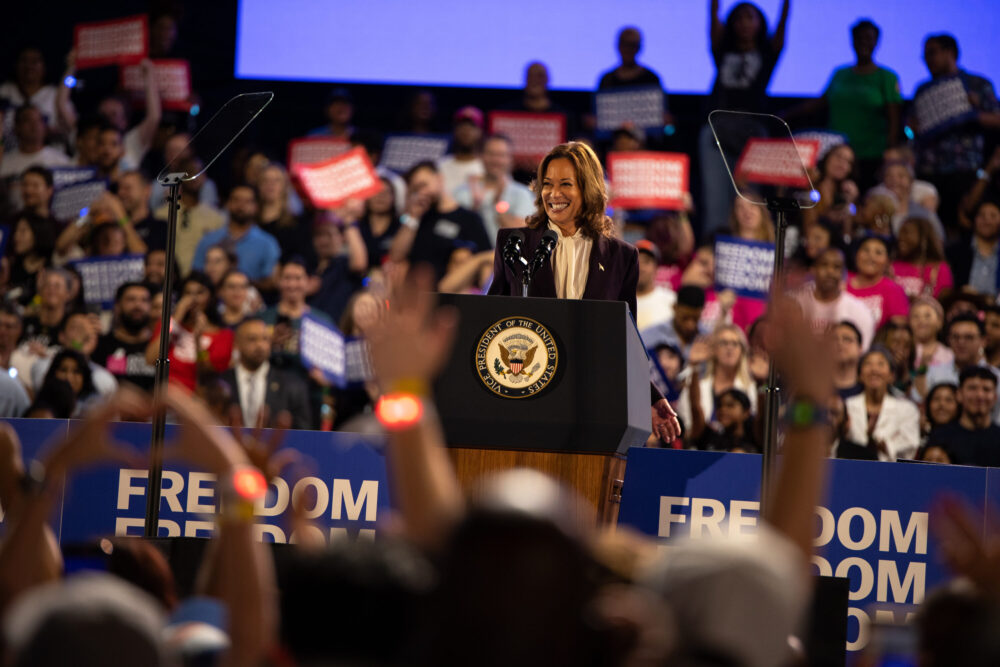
[23,377,76,418]
[858,344,896,378]
[817,144,855,183]
[715,388,751,413]
[178,270,222,327]
[834,319,863,346]
[897,216,945,263]
[43,348,96,400]
[973,199,1000,220]
[851,234,892,275]
[206,244,239,275]
[107,538,179,611]
[364,176,397,216]
[10,212,56,260]
[874,320,915,388]
[21,165,53,188]
[722,2,769,52]
[924,382,959,430]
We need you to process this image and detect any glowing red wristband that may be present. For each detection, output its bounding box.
[375,392,425,431]
[230,466,268,501]
[220,465,267,523]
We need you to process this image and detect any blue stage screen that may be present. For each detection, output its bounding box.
[236,0,1000,97]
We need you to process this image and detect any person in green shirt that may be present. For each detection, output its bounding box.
[786,19,902,191]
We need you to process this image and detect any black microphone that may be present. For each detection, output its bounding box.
[503,230,528,272]
[528,229,559,278]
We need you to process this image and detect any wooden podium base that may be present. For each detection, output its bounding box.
[446,448,626,526]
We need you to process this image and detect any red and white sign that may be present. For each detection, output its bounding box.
[287,137,352,173]
[487,111,566,164]
[120,59,191,111]
[607,151,689,210]
[74,15,148,69]
[293,147,382,209]
[733,138,820,188]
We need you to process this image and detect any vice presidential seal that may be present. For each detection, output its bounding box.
[475,317,559,398]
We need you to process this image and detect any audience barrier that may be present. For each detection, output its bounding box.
[618,447,1000,654]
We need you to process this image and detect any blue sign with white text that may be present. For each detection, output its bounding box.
[0,420,390,546]
[618,448,991,655]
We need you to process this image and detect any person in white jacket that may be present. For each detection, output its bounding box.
[845,346,920,461]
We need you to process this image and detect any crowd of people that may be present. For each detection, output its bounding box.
[0,2,998,465]
[3,275,1000,666]
[1,2,1000,665]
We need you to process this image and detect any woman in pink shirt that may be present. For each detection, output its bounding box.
[847,236,910,329]
[892,216,953,298]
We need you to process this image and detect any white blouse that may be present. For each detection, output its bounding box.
[549,221,592,300]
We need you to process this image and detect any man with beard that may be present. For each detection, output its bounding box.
[18,166,54,218]
[221,317,312,429]
[119,170,165,251]
[191,185,280,283]
[91,282,156,391]
[94,122,127,187]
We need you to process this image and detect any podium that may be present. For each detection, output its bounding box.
[434,294,652,523]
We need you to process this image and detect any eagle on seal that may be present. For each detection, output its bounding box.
[499,344,537,376]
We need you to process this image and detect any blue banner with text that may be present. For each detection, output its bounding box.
[0,419,389,546]
[618,447,993,655]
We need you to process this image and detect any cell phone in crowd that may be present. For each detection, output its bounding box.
[863,621,919,667]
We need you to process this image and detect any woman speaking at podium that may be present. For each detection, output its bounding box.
[488,141,681,442]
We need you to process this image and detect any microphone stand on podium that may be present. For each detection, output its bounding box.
[143,92,274,538]
[506,228,558,297]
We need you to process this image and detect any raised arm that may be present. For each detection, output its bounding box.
[368,268,465,551]
[709,0,724,51]
[160,385,277,667]
[760,296,834,566]
[772,0,791,54]
[102,192,148,254]
[133,59,163,155]
[54,50,78,136]
[0,392,149,616]
[438,250,493,294]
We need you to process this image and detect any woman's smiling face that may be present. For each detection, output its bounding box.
[541,158,582,228]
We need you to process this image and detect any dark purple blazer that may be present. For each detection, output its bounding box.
[488,225,661,405]
[487,226,639,317]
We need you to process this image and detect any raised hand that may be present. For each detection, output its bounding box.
[42,389,150,481]
[228,406,300,482]
[368,266,458,392]
[933,495,1000,598]
[158,385,250,476]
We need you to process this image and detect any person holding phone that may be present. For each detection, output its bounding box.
[146,272,233,392]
